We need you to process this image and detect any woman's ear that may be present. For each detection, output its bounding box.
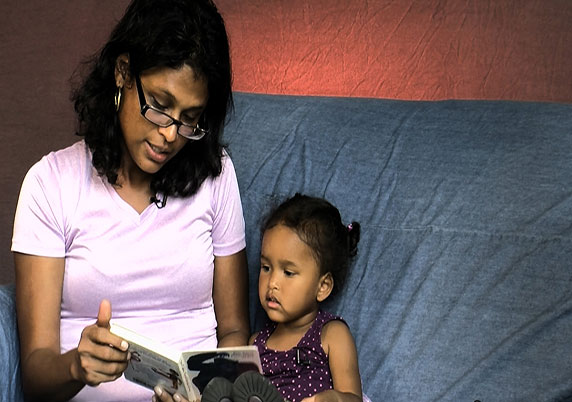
[114,53,130,87]
[316,272,334,302]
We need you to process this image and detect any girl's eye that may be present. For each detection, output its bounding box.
[261,265,270,272]
[284,270,295,277]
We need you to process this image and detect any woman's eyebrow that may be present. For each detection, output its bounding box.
[153,88,206,112]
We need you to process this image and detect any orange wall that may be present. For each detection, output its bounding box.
[218,0,572,102]
[1,0,571,284]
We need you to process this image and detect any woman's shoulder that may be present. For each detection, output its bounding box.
[220,148,236,173]
[23,140,93,195]
[206,148,239,198]
[30,140,91,176]
[43,140,90,166]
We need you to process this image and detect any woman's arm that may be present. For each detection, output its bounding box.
[303,320,363,402]
[153,249,250,402]
[248,331,259,345]
[212,249,250,347]
[15,253,129,401]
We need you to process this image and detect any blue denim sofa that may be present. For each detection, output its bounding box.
[2,93,572,401]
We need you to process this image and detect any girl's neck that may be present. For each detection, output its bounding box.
[268,310,319,351]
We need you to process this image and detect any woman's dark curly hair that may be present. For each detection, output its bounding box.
[72,0,232,200]
[261,194,361,298]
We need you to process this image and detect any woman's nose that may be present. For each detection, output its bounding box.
[158,124,178,142]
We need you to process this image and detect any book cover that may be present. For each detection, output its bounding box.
[110,322,261,401]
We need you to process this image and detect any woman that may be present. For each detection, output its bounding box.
[11,1,249,401]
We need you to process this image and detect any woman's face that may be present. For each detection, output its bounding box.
[115,57,209,180]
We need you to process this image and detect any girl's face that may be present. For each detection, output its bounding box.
[259,224,332,327]
[115,58,208,181]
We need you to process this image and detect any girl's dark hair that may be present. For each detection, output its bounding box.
[72,0,232,199]
[262,193,361,297]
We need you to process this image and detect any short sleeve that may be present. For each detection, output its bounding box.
[11,158,67,257]
[210,153,246,256]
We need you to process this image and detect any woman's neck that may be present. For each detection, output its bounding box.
[114,164,154,214]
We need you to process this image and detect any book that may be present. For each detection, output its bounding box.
[110,322,262,401]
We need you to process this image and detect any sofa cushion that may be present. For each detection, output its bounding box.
[224,93,572,401]
[0,284,25,402]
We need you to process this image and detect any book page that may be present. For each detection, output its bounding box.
[110,322,189,398]
[182,346,262,398]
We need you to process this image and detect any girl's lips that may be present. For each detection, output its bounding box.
[266,295,280,309]
[267,300,280,309]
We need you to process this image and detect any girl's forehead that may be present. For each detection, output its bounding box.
[263,225,319,267]
[264,224,304,242]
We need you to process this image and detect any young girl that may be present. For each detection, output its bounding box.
[249,193,363,402]
[175,194,364,402]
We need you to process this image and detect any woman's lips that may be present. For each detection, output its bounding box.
[146,142,169,163]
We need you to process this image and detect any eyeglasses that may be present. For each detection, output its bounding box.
[134,75,209,141]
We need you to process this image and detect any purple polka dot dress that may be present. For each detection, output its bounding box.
[253,310,346,402]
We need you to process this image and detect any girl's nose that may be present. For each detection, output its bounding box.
[269,273,279,290]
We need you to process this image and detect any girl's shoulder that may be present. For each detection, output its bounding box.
[320,313,355,353]
[322,318,351,337]
[248,331,259,345]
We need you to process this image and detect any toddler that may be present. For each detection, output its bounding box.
[251,194,363,402]
[200,194,363,402]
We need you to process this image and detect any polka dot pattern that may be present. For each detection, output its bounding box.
[253,310,345,402]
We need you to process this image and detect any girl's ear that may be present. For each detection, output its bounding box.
[316,272,334,302]
[114,53,130,88]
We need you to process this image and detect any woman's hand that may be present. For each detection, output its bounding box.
[15,253,128,401]
[70,299,130,386]
[152,386,196,402]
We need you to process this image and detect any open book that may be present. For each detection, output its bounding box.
[110,322,262,401]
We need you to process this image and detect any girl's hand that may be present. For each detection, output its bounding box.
[301,389,362,402]
[152,386,195,402]
[70,300,129,386]
[301,393,327,402]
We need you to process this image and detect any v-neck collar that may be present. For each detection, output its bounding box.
[101,177,158,224]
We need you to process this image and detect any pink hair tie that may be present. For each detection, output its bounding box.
[347,223,353,232]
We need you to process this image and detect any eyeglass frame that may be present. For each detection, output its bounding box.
[134,74,209,141]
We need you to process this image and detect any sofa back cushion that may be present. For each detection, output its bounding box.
[224,92,572,400]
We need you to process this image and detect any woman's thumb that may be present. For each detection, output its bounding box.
[96,299,112,328]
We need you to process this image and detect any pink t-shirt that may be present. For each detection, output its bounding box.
[12,140,246,401]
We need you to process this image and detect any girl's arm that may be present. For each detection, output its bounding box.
[303,320,363,402]
[212,249,250,347]
[15,253,129,401]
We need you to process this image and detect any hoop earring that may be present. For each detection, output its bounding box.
[114,87,123,112]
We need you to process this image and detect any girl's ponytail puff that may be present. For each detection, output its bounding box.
[346,221,361,257]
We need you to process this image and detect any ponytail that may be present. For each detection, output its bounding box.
[346,221,361,257]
